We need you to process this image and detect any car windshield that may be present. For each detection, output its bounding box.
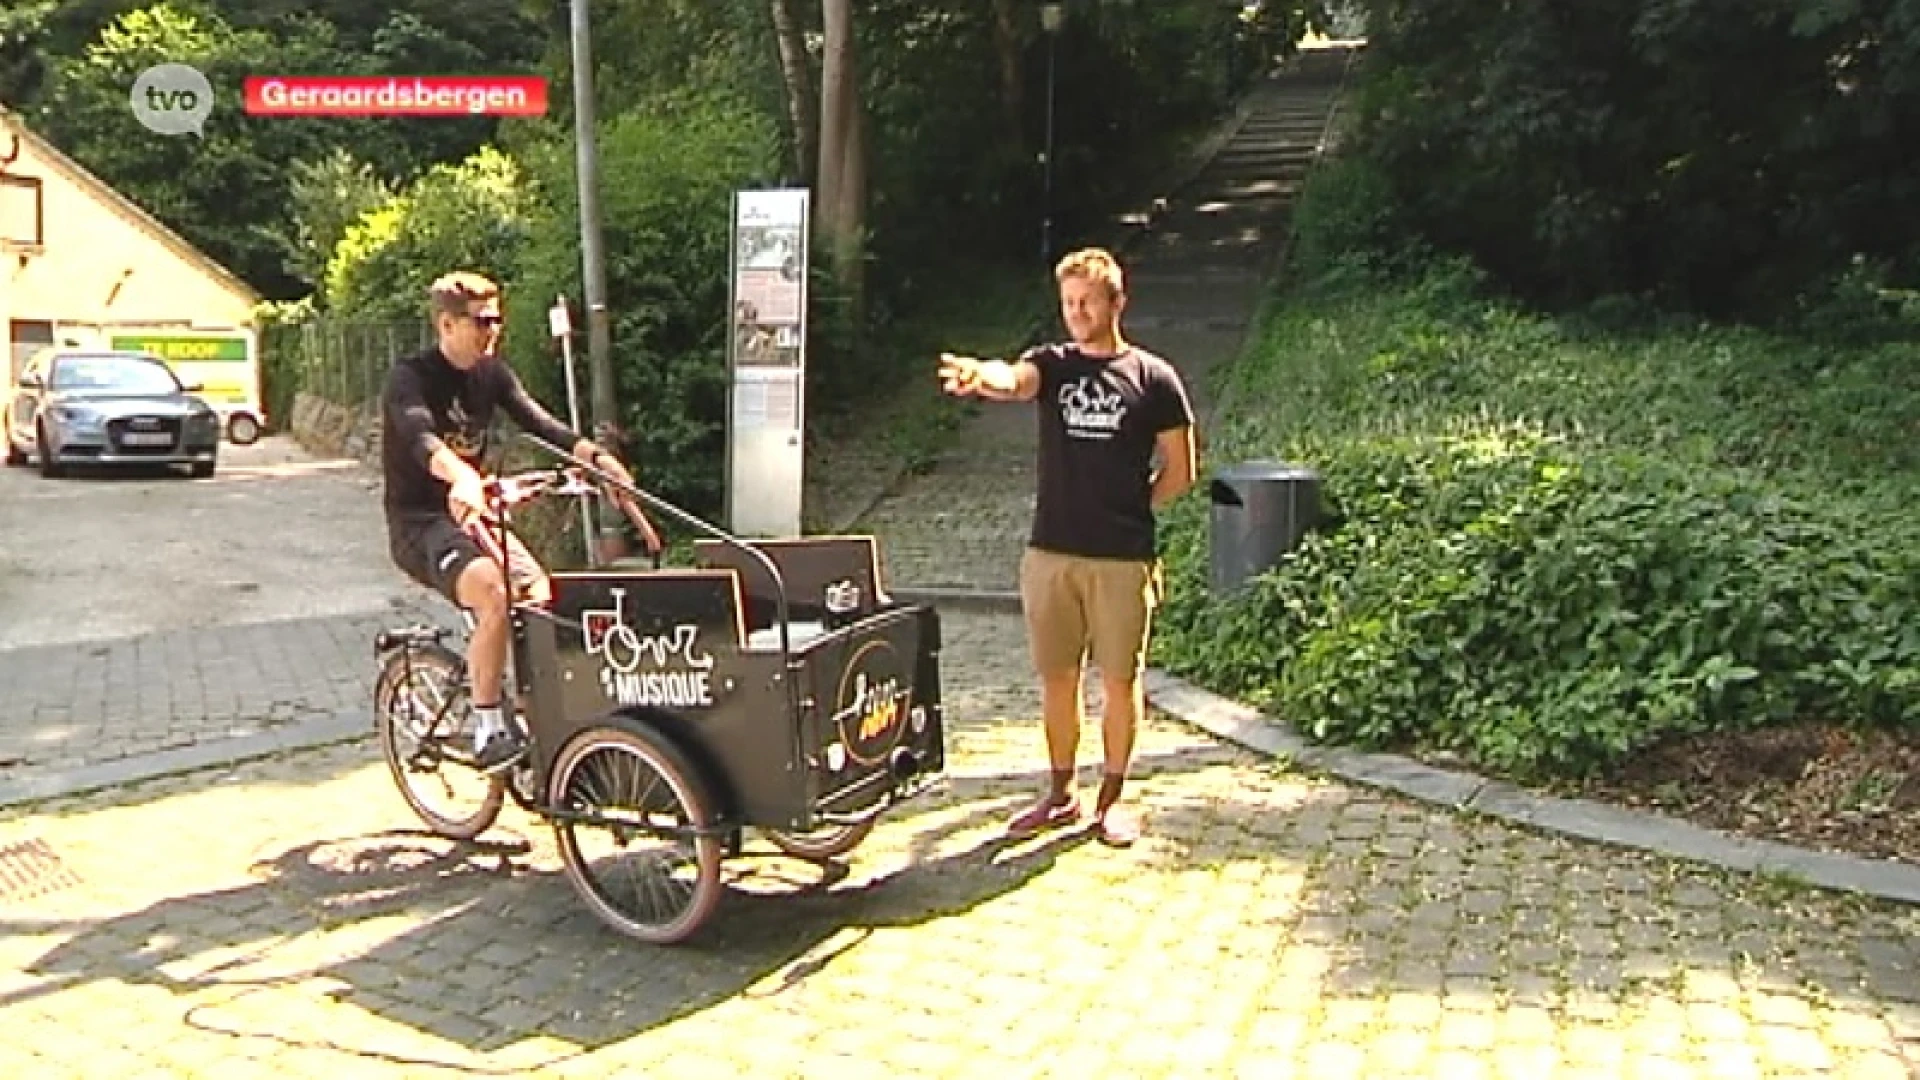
[49,354,182,395]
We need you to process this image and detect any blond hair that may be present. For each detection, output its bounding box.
[1054,247,1125,300]
[427,271,499,318]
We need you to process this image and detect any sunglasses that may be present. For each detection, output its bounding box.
[466,312,504,330]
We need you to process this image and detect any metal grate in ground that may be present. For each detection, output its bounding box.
[0,837,82,902]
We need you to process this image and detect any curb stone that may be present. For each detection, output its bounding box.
[1145,667,1920,907]
[891,586,1023,613]
[0,709,372,810]
[15,592,1915,911]
[861,590,1920,906]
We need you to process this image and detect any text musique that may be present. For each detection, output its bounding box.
[600,665,714,709]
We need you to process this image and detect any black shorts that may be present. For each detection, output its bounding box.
[389,511,547,604]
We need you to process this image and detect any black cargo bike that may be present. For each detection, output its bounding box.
[370,436,947,944]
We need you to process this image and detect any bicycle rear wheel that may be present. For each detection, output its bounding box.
[765,819,876,861]
[375,643,505,840]
[548,722,723,944]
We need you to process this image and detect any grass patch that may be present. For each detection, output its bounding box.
[1152,255,1920,783]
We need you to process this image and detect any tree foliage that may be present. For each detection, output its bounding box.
[0,1,57,105]
[278,148,395,289]
[324,146,531,321]
[21,1,539,298]
[16,0,1304,304]
[1341,0,1920,316]
[29,4,334,296]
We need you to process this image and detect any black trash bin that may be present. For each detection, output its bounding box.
[1209,460,1320,595]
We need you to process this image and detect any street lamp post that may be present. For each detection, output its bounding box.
[569,0,617,448]
[570,0,620,563]
[1039,1,1064,272]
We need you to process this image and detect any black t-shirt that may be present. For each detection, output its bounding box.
[1025,342,1195,560]
[380,347,580,517]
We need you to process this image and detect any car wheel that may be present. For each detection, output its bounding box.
[4,435,24,467]
[227,413,260,445]
[35,421,62,478]
[191,460,215,479]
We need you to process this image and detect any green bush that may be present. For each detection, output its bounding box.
[1283,156,1420,284]
[323,145,531,320]
[1153,263,1920,781]
[253,295,316,431]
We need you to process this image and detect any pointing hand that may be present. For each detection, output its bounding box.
[938,353,981,396]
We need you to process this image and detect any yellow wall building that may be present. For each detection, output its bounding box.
[0,107,265,433]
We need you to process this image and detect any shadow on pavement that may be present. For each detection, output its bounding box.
[13,735,1910,1072]
[3,745,1303,1070]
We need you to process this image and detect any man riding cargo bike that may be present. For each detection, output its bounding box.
[382,271,644,774]
[370,270,948,945]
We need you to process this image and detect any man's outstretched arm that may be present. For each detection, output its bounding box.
[938,351,1041,402]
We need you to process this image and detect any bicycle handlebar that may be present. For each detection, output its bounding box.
[469,461,666,566]
[488,467,594,506]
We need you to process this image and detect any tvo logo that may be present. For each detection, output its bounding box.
[130,64,214,136]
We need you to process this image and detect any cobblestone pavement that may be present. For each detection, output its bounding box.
[0,601,441,777]
[0,434,446,784]
[3,610,1917,1078]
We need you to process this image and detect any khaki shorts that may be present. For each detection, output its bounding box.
[1018,547,1164,677]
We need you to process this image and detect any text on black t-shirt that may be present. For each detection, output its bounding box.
[1025,342,1194,560]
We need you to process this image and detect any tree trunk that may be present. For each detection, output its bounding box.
[817,0,849,232]
[837,58,866,295]
[817,0,863,294]
[988,0,1025,151]
[768,0,816,183]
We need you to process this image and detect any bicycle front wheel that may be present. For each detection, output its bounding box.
[548,722,723,944]
[374,643,505,840]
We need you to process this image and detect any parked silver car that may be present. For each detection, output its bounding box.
[4,348,222,478]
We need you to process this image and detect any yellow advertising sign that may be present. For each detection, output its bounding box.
[111,334,249,363]
[111,334,256,406]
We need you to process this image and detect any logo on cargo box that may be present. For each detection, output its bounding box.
[833,638,912,766]
[582,587,715,710]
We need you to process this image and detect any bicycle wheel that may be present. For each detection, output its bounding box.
[374,643,505,840]
[764,819,876,861]
[548,722,723,944]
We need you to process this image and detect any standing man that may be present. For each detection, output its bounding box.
[383,270,634,773]
[936,247,1197,846]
